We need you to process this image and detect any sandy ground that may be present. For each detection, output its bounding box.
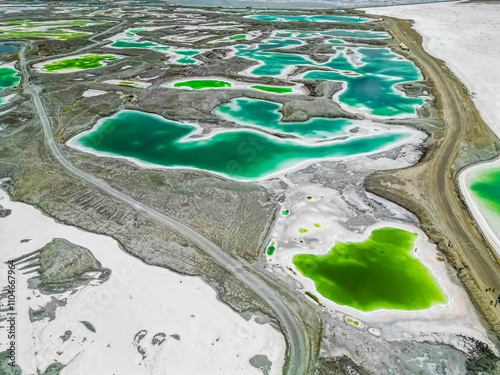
[363,1,500,255]
[0,190,285,374]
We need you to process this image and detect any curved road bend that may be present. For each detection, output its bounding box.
[19,45,315,374]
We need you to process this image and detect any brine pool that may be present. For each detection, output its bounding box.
[293,228,446,311]
[235,40,423,117]
[68,105,422,180]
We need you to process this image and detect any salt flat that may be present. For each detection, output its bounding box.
[364,0,500,256]
[0,190,285,374]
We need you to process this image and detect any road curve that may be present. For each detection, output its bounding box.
[19,44,315,374]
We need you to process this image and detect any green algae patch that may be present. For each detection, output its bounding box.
[305,291,323,307]
[281,209,290,216]
[174,80,231,90]
[314,223,321,228]
[267,241,276,256]
[251,85,293,94]
[293,228,446,311]
[41,54,119,72]
[298,228,308,234]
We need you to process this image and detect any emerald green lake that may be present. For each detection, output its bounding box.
[293,228,446,311]
[174,80,231,89]
[274,29,390,39]
[235,42,423,116]
[73,110,412,180]
[214,98,355,139]
[0,66,20,90]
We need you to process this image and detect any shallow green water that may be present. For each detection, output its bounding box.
[235,42,422,116]
[251,85,292,93]
[304,48,423,116]
[174,80,231,89]
[0,67,21,90]
[75,110,411,179]
[275,29,390,39]
[469,166,500,220]
[214,98,355,139]
[247,15,367,23]
[41,55,118,72]
[214,97,362,138]
[293,228,446,311]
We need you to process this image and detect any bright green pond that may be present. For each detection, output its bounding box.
[41,55,118,72]
[174,80,231,89]
[0,67,21,90]
[293,228,446,311]
[214,98,355,139]
[74,110,412,180]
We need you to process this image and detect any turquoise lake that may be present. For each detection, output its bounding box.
[247,15,367,23]
[214,97,356,139]
[73,109,414,180]
[235,42,423,116]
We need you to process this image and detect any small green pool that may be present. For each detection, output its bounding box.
[174,80,232,89]
[293,228,446,311]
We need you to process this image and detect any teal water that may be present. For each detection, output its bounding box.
[274,29,390,39]
[247,15,367,23]
[305,48,423,116]
[109,30,201,64]
[235,42,422,116]
[214,97,354,139]
[74,110,413,180]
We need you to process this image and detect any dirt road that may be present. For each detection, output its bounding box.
[366,16,500,332]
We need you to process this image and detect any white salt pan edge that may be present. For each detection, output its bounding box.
[0,190,285,374]
[82,89,107,98]
[362,0,500,268]
[267,183,495,351]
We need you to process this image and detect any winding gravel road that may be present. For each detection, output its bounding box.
[19,37,316,375]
